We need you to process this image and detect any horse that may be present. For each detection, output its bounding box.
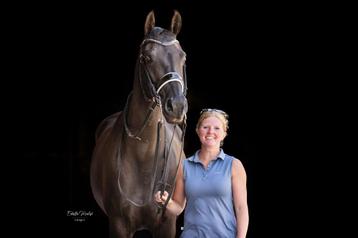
[90,10,188,238]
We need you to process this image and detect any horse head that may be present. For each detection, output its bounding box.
[136,10,187,124]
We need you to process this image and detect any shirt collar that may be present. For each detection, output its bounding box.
[188,149,226,163]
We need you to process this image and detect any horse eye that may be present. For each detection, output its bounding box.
[181,51,187,60]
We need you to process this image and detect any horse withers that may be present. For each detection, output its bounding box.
[90,10,188,238]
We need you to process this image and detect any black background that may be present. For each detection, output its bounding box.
[7,0,339,237]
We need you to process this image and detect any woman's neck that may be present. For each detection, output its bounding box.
[199,147,220,163]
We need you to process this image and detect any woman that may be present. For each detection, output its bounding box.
[155,108,249,238]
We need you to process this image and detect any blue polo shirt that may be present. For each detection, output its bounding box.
[181,149,237,238]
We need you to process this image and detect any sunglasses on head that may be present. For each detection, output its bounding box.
[200,108,229,119]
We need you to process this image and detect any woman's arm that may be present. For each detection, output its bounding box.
[155,162,186,216]
[232,159,249,238]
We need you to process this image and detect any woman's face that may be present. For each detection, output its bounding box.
[196,116,226,148]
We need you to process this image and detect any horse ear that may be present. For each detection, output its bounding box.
[170,10,182,36]
[144,10,155,35]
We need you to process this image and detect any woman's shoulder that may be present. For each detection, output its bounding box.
[229,157,246,178]
[183,153,196,168]
[224,153,245,170]
[223,152,239,162]
[185,150,200,162]
[185,154,195,160]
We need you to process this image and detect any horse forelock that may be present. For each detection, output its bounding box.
[145,27,177,43]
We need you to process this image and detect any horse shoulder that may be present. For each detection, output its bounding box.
[95,111,123,141]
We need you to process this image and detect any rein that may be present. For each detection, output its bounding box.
[119,98,186,207]
[117,37,187,209]
[123,91,160,141]
[157,116,186,214]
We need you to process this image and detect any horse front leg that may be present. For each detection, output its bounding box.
[153,215,177,238]
[109,217,133,238]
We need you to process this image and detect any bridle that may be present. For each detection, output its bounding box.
[118,36,187,212]
[123,36,187,140]
[138,38,187,100]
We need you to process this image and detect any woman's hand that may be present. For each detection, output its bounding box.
[154,190,186,216]
[154,191,169,205]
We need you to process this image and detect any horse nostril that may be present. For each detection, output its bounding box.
[165,98,174,112]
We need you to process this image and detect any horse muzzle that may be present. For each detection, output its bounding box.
[163,95,187,124]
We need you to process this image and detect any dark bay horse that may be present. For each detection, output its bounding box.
[90,11,187,238]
